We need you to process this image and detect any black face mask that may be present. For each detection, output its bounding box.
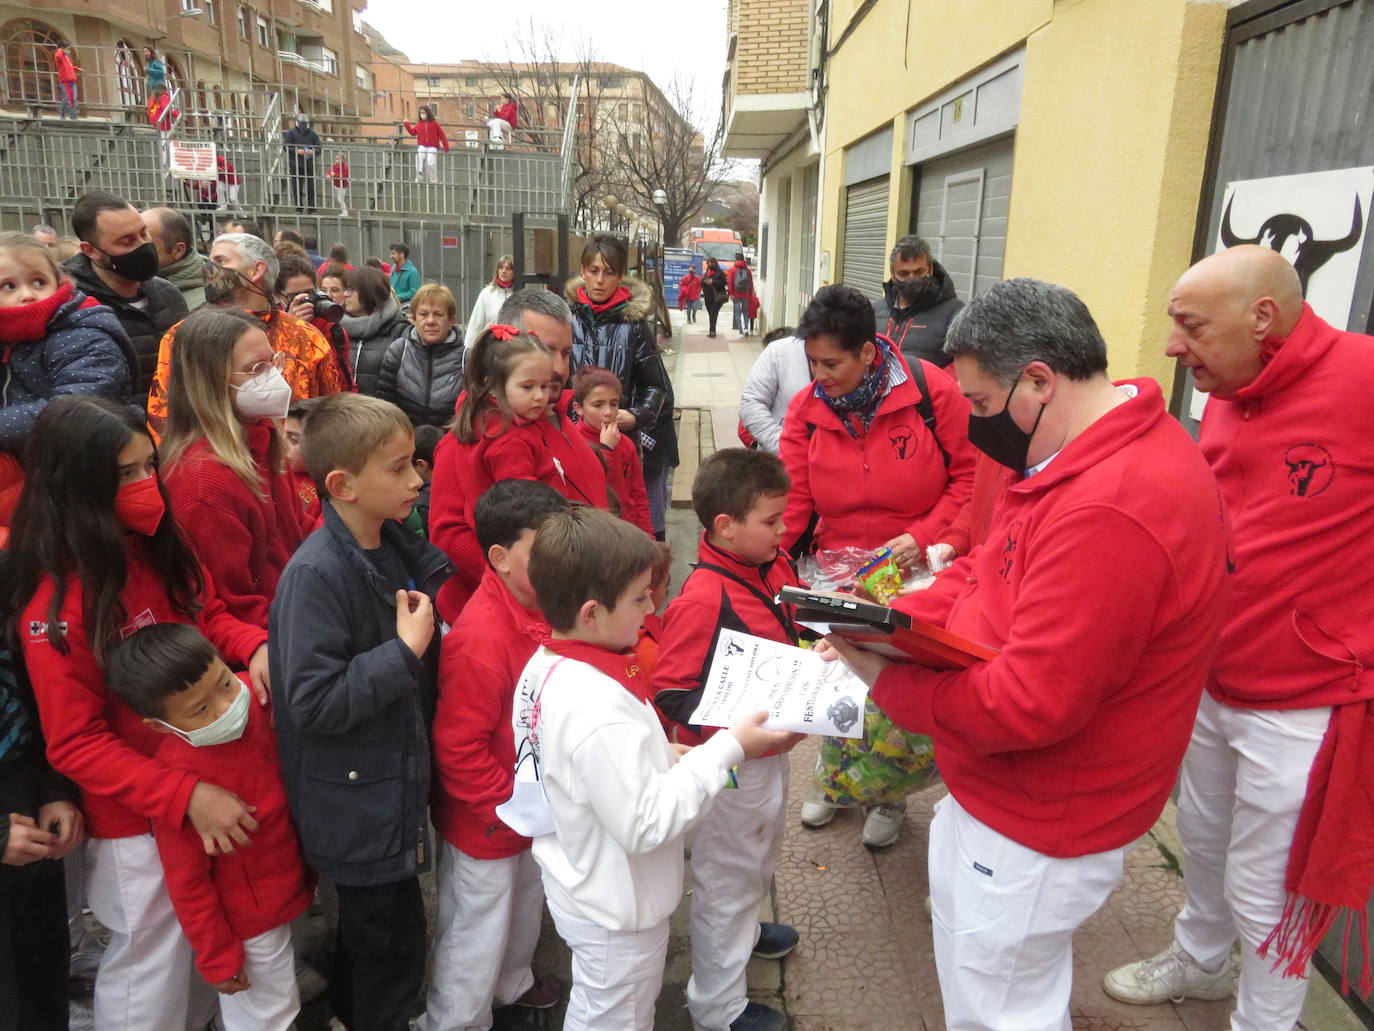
[98,241,160,284]
[893,274,941,309]
[967,377,1047,473]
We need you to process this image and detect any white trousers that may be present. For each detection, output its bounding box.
[418,843,544,1030]
[548,899,669,1031]
[486,118,510,146]
[215,182,239,209]
[416,146,438,182]
[87,833,216,1031]
[334,186,349,213]
[928,795,1125,1031]
[686,753,789,1030]
[218,923,299,1031]
[1173,692,1331,1031]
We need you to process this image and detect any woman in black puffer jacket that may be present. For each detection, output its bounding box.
[339,266,409,396]
[375,283,465,429]
[566,234,678,539]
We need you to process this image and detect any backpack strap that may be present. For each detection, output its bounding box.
[689,562,799,645]
[908,359,950,469]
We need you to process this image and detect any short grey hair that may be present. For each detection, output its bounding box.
[943,278,1109,386]
[31,223,57,238]
[215,232,279,288]
[498,286,572,328]
[889,234,931,268]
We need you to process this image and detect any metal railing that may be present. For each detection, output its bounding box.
[559,75,581,216]
[0,116,568,224]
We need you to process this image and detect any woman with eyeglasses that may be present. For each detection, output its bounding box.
[338,265,409,396]
[160,308,307,631]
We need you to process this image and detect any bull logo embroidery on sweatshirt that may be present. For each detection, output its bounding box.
[998,522,1022,581]
[888,424,916,460]
[1283,443,1334,498]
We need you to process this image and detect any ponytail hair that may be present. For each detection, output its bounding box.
[451,324,550,444]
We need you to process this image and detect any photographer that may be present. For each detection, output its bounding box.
[277,253,355,391]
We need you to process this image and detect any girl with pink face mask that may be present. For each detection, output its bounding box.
[4,396,270,1031]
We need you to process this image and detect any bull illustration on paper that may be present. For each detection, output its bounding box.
[1220,195,1364,296]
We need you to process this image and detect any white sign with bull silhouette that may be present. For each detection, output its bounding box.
[1187,166,1374,422]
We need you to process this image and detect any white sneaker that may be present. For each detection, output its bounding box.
[1102,942,1236,1005]
[799,799,836,827]
[862,800,907,848]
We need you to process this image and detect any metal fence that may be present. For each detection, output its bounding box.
[0,116,567,225]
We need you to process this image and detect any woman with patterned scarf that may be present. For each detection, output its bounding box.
[778,283,977,846]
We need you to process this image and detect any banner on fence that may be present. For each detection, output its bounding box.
[167,141,218,180]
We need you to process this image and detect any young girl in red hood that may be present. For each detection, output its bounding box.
[571,366,651,535]
[0,232,135,539]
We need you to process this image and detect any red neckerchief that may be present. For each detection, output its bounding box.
[542,636,645,698]
[0,281,74,346]
[576,285,631,314]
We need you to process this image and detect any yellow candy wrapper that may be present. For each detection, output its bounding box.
[857,547,903,605]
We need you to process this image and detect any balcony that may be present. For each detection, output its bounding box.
[720,9,812,160]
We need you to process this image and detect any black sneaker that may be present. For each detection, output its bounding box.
[752,922,799,960]
[728,1001,788,1031]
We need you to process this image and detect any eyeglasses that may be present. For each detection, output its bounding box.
[238,351,288,379]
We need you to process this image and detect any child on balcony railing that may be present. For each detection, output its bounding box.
[328,153,350,217]
[403,105,449,184]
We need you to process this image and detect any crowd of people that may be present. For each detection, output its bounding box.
[0,182,1369,1031]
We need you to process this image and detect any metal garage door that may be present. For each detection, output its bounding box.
[842,176,889,300]
[913,135,1015,301]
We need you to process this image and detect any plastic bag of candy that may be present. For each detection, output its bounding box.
[814,699,938,807]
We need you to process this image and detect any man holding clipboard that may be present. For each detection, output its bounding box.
[821,278,1230,1031]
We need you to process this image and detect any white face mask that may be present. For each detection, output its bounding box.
[160,681,251,748]
[232,366,292,420]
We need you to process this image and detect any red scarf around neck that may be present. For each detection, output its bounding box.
[0,281,73,345]
[576,285,631,315]
[542,636,645,698]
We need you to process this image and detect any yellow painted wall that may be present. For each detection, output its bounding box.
[819,0,1227,382]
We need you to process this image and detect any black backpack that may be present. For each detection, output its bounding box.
[731,265,750,293]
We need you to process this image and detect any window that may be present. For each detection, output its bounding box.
[601,75,623,89]
[320,46,337,75]
[427,76,440,88]
[355,65,370,89]
[256,14,270,48]
[464,75,478,87]
[315,0,332,11]
[180,0,200,14]
[2,19,68,104]
[465,99,475,119]
[237,6,249,38]
[351,8,363,33]
[277,28,295,52]
[204,0,216,24]
[114,39,140,107]
[617,102,628,121]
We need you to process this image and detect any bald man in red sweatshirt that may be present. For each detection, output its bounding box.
[1102,245,1374,1029]
[825,277,1230,1031]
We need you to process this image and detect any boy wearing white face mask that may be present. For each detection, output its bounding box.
[107,623,314,1031]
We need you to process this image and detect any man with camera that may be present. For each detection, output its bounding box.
[277,253,355,391]
[145,232,349,433]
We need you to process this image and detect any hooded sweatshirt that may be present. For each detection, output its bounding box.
[871,260,964,370]
[1199,303,1374,711]
[875,378,1230,858]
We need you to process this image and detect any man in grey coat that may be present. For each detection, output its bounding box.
[142,207,206,311]
[871,234,964,370]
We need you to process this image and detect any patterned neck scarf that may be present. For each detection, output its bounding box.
[814,337,895,437]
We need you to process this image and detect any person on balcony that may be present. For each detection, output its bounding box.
[215,154,240,212]
[283,114,321,213]
[142,47,165,99]
[328,153,350,217]
[53,46,80,120]
[403,105,449,184]
[486,93,518,149]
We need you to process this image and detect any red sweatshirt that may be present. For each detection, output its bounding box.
[1200,304,1374,711]
[653,535,803,746]
[153,685,313,983]
[492,101,518,126]
[431,392,609,621]
[405,119,450,151]
[432,567,548,859]
[328,160,349,188]
[578,418,651,535]
[164,422,307,631]
[20,543,267,839]
[875,379,1230,858]
[780,354,976,554]
[55,48,79,84]
[936,451,1016,557]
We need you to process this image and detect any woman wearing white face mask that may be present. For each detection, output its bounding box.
[161,309,308,632]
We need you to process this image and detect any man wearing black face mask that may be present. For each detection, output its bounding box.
[822,278,1230,1031]
[871,234,963,370]
[64,191,189,407]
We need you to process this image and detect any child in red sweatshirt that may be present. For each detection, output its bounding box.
[328,152,350,216]
[652,448,804,1031]
[572,366,652,535]
[421,479,569,1028]
[108,624,312,1031]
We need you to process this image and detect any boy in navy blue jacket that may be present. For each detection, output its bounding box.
[268,393,450,1031]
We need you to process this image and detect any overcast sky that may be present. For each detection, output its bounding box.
[362,1,731,133]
